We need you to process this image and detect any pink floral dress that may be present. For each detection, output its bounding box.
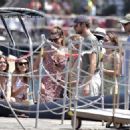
[42,46,67,102]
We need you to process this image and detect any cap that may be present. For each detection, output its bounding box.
[94,27,106,38]
[74,15,90,25]
[119,13,130,24]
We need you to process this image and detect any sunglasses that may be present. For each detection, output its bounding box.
[50,38,59,42]
[18,62,28,66]
[0,61,7,64]
[50,32,58,35]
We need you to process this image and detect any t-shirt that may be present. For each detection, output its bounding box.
[81,32,99,76]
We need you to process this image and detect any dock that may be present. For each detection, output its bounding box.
[0,117,119,130]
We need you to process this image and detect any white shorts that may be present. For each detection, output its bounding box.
[89,72,101,96]
[71,72,101,98]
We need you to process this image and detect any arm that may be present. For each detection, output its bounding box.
[83,52,97,96]
[33,47,45,74]
[41,83,45,94]
[103,69,115,76]
[104,53,121,77]
[88,52,97,80]
[114,53,121,77]
[6,73,12,99]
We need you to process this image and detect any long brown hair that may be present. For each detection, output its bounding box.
[14,58,29,83]
[0,55,9,73]
[106,32,119,52]
[51,26,65,46]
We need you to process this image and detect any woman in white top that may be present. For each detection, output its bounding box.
[12,58,29,102]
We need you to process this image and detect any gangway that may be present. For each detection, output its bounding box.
[70,43,130,129]
[71,108,130,129]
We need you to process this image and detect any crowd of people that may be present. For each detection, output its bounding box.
[28,0,129,16]
[0,13,130,106]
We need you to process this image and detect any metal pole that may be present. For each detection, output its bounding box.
[0,86,25,130]
[0,16,17,56]
[0,16,16,47]
[61,40,71,124]
[35,47,43,128]
[61,60,69,124]
[100,61,104,126]
[73,38,83,130]
[35,34,46,128]
[128,62,130,109]
[18,16,35,103]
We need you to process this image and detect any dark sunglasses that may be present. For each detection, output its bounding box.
[50,38,59,42]
[50,32,58,35]
[0,61,7,64]
[18,62,28,66]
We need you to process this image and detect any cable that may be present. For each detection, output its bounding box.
[0,85,26,130]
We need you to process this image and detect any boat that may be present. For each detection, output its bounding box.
[0,93,127,119]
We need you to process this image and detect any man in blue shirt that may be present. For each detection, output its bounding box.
[120,13,130,109]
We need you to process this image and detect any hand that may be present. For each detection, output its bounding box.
[52,52,66,65]
[83,84,90,96]
[56,72,62,81]
[52,53,60,63]
[41,83,45,94]
[23,84,28,91]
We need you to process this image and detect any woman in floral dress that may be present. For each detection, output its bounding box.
[41,26,67,102]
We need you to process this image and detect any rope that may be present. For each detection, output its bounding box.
[0,85,26,130]
[0,33,129,120]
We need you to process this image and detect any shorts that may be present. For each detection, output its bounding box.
[89,72,101,96]
[70,72,101,98]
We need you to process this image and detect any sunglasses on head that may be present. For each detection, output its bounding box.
[18,62,28,66]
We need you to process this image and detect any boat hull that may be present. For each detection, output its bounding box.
[0,94,128,119]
